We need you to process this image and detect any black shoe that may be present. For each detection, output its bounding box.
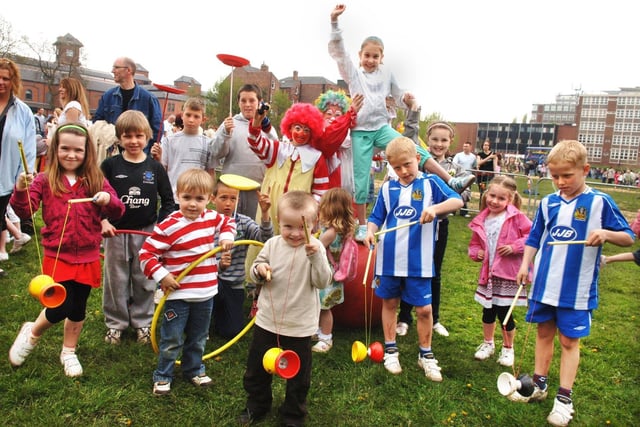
[238,408,266,425]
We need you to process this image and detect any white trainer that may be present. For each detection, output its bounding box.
[396,322,409,336]
[383,351,402,375]
[418,355,443,382]
[9,322,37,367]
[497,347,514,367]
[60,352,83,377]
[433,322,449,337]
[547,396,574,426]
[474,342,495,360]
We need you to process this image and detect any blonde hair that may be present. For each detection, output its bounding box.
[546,140,588,168]
[115,110,152,141]
[480,175,522,210]
[278,191,318,223]
[176,169,214,195]
[318,188,356,238]
[386,136,417,161]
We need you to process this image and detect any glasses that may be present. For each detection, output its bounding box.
[112,66,128,71]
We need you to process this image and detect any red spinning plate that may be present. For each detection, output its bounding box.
[217,53,250,67]
[153,83,186,94]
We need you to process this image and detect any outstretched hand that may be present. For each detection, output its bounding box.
[331,4,346,21]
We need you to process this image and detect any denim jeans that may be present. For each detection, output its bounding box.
[153,297,214,383]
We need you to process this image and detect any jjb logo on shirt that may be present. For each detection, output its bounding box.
[550,225,577,242]
[393,206,418,221]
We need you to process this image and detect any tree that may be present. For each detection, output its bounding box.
[0,16,20,58]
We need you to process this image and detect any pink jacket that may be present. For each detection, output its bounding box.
[468,204,532,284]
[11,174,124,264]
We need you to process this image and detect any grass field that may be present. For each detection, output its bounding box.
[1,177,639,426]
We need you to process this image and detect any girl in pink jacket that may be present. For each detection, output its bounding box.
[468,175,531,367]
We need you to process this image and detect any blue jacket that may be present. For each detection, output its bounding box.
[0,96,36,197]
[93,84,162,151]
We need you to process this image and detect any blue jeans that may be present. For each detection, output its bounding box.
[153,297,214,383]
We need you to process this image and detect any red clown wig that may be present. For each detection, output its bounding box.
[280,103,325,145]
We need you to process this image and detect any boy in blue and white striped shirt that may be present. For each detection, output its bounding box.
[364,137,462,381]
[515,140,634,426]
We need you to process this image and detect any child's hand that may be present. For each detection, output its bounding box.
[219,250,231,271]
[219,239,234,251]
[585,229,607,247]
[496,245,514,256]
[150,142,162,161]
[257,190,271,219]
[420,207,437,224]
[516,265,529,286]
[16,172,34,191]
[363,232,376,249]
[223,116,235,135]
[350,94,364,114]
[331,4,346,21]
[254,263,272,281]
[476,249,485,260]
[101,219,117,238]
[305,241,319,257]
[160,273,180,293]
[402,93,417,109]
[92,191,111,206]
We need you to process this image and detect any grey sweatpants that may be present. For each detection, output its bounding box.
[103,226,156,330]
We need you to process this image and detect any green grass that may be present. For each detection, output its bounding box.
[1,182,639,426]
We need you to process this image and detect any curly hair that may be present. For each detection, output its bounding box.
[280,103,325,144]
[314,90,351,114]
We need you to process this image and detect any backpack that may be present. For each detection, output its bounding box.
[327,235,358,283]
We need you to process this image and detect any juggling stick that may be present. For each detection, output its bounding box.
[374,220,420,237]
[547,240,588,246]
[68,197,95,204]
[301,216,311,244]
[502,283,524,327]
[217,54,250,116]
[17,140,31,174]
[362,245,374,286]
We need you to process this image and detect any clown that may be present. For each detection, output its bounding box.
[248,103,350,234]
[312,90,363,192]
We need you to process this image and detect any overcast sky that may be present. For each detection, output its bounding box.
[3,0,637,123]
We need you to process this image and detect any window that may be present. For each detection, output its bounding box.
[25,89,33,101]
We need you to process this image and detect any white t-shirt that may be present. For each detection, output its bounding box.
[452,151,477,172]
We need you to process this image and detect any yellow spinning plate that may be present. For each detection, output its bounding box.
[218,174,261,191]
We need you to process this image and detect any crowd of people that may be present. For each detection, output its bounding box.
[3,4,639,426]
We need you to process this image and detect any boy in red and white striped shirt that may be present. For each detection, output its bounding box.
[139,168,236,396]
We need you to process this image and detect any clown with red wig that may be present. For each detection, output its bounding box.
[312,90,363,191]
[248,103,351,233]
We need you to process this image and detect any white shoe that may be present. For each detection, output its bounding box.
[10,233,31,254]
[418,355,443,382]
[547,396,574,426]
[9,322,37,367]
[0,252,8,261]
[396,322,409,336]
[311,339,333,353]
[474,342,495,360]
[433,322,449,337]
[383,351,402,375]
[497,347,514,367]
[60,352,83,377]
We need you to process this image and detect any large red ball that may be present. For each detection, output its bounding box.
[332,244,382,328]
